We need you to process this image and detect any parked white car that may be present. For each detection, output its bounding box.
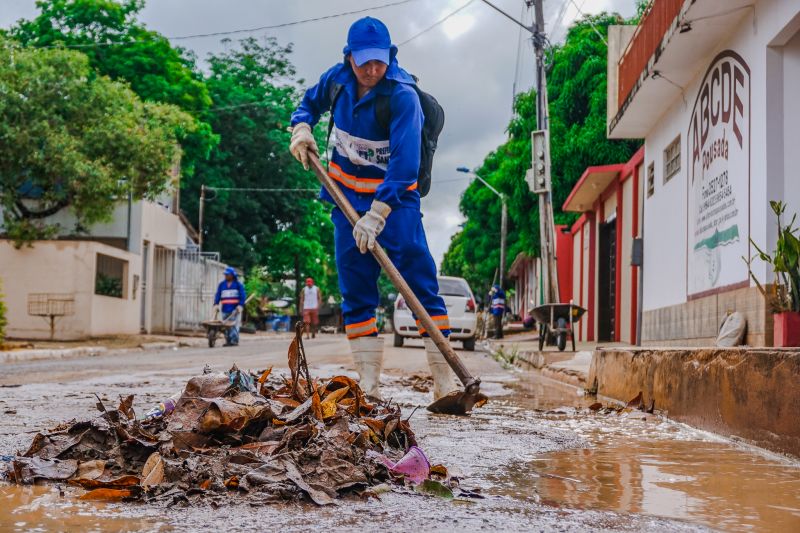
[392,276,478,351]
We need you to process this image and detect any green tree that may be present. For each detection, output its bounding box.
[189,37,338,302]
[9,0,217,178]
[0,39,192,242]
[441,13,640,293]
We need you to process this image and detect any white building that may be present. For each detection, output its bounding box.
[607,0,800,346]
[0,187,226,340]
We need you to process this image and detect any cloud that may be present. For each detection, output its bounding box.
[0,0,637,268]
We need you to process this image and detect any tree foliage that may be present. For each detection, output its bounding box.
[0,38,192,242]
[10,0,217,177]
[187,37,338,302]
[441,13,641,294]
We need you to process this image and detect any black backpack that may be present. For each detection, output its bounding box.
[326,76,444,197]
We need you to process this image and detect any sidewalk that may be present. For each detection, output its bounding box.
[484,332,624,388]
[0,331,294,363]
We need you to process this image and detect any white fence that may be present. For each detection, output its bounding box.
[151,246,227,333]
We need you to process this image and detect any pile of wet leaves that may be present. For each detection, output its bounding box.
[1,325,459,506]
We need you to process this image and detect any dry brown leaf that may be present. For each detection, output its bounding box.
[274,397,301,408]
[258,367,273,384]
[79,488,134,501]
[311,392,323,421]
[224,476,239,489]
[199,479,212,490]
[430,464,448,478]
[141,453,164,488]
[71,475,140,490]
[323,386,350,404]
[271,418,286,426]
[321,401,337,420]
[362,418,385,435]
[588,402,603,411]
[72,460,105,481]
[384,418,398,439]
[288,339,299,382]
[117,395,135,420]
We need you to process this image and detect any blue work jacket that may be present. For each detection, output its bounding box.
[214,280,246,314]
[291,59,423,212]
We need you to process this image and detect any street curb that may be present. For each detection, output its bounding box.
[1,333,294,364]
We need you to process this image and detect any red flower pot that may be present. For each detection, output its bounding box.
[774,311,800,347]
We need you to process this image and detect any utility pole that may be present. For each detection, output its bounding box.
[198,184,206,252]
[531,0,560,305]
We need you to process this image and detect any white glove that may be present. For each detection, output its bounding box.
[353,201,391,254]
[212,304,220,312]
[289,123,318,170]
[236,305,243,314]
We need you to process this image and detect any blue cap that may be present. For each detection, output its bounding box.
[345,17,392,66]
[224,267,237,277]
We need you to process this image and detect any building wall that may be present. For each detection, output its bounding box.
[0,240,140,340]
[620,175,634,344]
[639,0,800,345]
[782,27,800,222]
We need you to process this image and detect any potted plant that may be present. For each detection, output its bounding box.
[746,201,800,347]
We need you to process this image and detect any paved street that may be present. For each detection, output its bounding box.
[2,335,799,532]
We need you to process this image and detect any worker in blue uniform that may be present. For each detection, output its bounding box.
[490,284,506,339]
[289,16,457,400]
[213,267,246,346]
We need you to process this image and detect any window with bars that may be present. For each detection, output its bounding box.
[647,162,655,198]
[663,135,681,182]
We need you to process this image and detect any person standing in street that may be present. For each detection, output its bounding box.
[300,277,322,339]
[288,16,458,401]
[213,267,246,346]
[490,284,506,339]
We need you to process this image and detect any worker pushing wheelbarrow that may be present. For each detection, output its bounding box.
[204,267,246,348]
[531,302,586,352]
[202,309,241,348]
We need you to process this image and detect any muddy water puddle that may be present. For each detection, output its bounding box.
[0,485,168,532]
[488,372,800,532]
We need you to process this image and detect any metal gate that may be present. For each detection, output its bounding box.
[151,246,226,333]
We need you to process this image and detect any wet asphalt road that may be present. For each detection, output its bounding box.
[2,336,794,532]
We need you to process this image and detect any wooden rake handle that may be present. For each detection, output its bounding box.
[306,153,478,390]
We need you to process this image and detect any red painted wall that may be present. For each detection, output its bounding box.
[555,225,573,303]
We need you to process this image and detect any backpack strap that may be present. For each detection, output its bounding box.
[375,94,392,136]
[326,82,345,148]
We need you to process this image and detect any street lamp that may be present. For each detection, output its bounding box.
[456,167,508,286]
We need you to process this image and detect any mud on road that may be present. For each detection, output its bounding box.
[1,337,799,532]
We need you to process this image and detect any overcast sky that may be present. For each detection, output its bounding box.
[1,0,636,266]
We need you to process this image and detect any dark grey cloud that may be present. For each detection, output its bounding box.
[1,0,636,265]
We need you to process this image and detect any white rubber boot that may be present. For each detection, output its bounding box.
[424,337,461,401]
[349,336,384,400]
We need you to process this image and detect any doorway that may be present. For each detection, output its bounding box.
[598,219,617,342]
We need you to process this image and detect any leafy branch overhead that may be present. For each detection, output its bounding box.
[0,38,193,243]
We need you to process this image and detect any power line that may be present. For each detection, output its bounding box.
[511,1,528,107]
[37,0,419,49]
[398,0,478,46]
[567,0,608,46]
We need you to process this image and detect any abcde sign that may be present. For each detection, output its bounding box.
[687,50,750,297]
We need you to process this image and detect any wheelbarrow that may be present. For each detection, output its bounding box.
[531,303,586,352]
[202,309,239,348]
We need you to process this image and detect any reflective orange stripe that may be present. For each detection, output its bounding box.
[346,317,378,339]
[328,162,417,193]
[417,315,450,334]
